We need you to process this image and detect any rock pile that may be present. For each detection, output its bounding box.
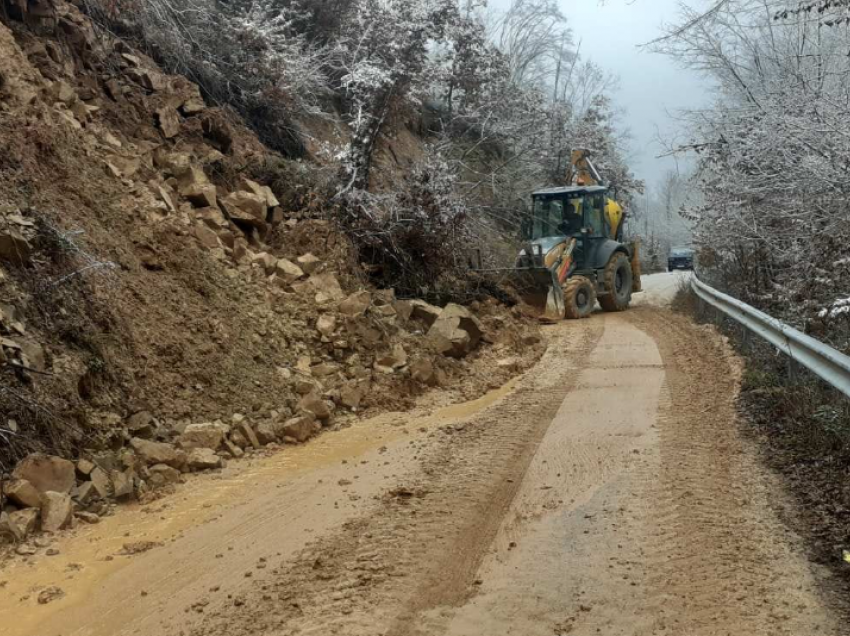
[0,0,545,553]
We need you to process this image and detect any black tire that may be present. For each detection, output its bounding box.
[599,252,633,312]
[563,275,596,320]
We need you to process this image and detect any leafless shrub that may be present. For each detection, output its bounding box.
[335,153,470,298]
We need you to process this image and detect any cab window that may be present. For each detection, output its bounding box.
[586,194,606,236]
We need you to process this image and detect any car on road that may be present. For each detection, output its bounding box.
[668,248,695,271]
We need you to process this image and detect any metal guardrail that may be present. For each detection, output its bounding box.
[691,276,850,399]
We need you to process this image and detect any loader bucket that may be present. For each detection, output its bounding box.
[511,267,565,322]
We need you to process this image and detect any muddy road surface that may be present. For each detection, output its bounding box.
[1,273,842,636]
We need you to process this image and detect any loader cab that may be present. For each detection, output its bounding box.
[523,186,610,242]
[521,186,611,270]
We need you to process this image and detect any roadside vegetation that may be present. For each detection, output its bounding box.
[81,0,642,294]
[662,0,850,599]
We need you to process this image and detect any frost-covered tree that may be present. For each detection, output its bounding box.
[660,0,850,340]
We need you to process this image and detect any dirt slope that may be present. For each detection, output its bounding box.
[1,289,841,635]
[0,0,542,482]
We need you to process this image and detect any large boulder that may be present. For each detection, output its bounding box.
[340,381,369,410]
[254,421,279,446]
[220,191,268,230]
[279,415,319,443]
[40,491,73,533]
[178,421,230,450]
[148,464,181,488]
[241,179,279,208]
[427,304,484,358]
[13,454,76,495]
[130,438,183,468]
[186,448,222,471]
[88,467,113,499]
[298,393,331,421]
[5,478,43,508]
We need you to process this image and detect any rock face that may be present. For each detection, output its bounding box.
[130,438,183,468]
[13,454,76,495]
[179,421,229,450]
[427,304,484,358]
[41,491,73,532]
[6,478,43,508]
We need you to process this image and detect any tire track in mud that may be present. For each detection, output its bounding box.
[629,308,840,636]
[190,318,605,636]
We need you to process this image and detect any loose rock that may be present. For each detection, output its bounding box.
[5,478,43,508]
[130,438,182,468]
[187,448,222,471]
[296,253,322,275]
[147,464,181,488]
[279,415,318,443]
[339,291,371,317]
[179,421,229,451]
[40,491,73,533]
[13,454,76,495]
[9,508,40,537]
[298,393,331,421]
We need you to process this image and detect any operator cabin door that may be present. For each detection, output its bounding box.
[583,193,608,268]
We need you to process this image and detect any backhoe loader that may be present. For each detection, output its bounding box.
[514,150,642,320]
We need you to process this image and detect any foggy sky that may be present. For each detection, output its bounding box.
[564,0,711,190]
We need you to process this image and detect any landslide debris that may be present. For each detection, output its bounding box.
[0,0,543,552]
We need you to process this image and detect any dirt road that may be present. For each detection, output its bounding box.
[1,274,842,636]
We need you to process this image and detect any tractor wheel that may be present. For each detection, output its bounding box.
[599,252,633,312]
[563,276,596,319]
